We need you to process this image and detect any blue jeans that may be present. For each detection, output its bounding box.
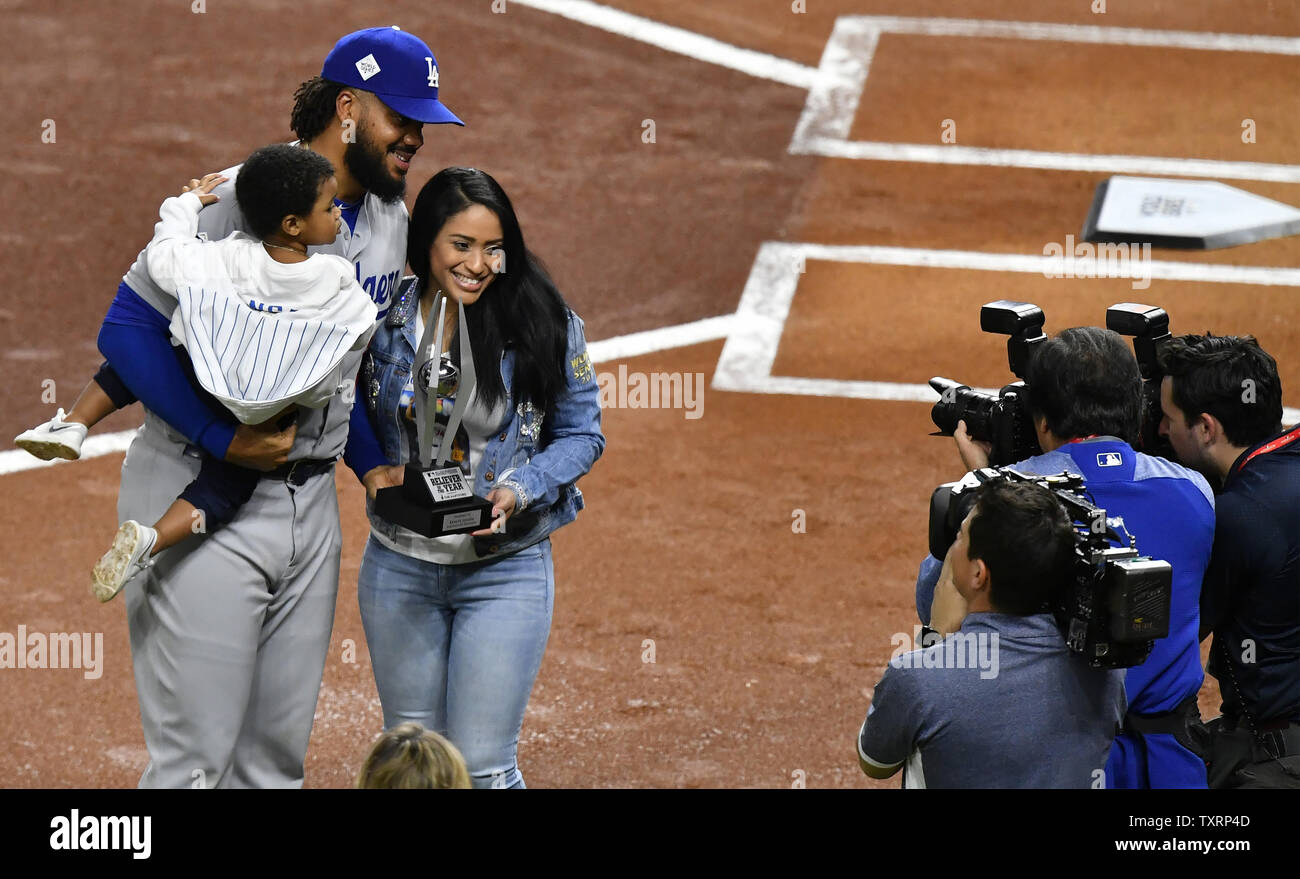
[357,535,554,789]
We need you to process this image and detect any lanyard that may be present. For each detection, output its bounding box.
[1235,425,1300,475]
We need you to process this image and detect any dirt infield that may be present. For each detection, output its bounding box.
[1,0,1296,787]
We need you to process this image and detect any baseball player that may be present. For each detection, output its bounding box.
[19,27,462,789]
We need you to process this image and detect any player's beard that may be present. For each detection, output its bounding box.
[344,128,407,205]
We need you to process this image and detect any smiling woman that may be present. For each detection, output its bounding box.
[344,166,605,789]
[423,204,504,308]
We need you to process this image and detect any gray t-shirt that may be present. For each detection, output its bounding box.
[858,613,1126,788]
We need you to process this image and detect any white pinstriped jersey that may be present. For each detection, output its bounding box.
[120,152,407,460]
[144,192,378,425]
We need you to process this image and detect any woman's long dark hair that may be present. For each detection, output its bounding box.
[408,168,569,415]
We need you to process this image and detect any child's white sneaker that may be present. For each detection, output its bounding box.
[92,521,158,603]
[14,408,88,461]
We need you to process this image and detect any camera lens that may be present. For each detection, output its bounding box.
[929,377,996,440]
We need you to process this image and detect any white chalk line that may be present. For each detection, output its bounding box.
[849,15,1300,55]
[506,0,818,89]
[714,242,1300,425]
[796,139,1300,184]
[509,4,1300,181]
[790,16,1300,182]
[0,431,136,476]
[587,314,736,363]
[796,243,1300,286]
[728,375,1300,426]
[0,315,741,477]
[509,3,1300,182]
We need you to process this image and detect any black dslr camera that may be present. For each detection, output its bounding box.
[929,300,1047,466]
[1106,302,1174,459]
[930,300,1177,465]
[928,467,1172,669]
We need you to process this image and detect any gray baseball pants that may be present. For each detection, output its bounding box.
[117,415,341,788]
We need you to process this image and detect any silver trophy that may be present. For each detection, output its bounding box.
[375,291,494,537]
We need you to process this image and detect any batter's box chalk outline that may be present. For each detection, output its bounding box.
[790,16,1300,183]
[711,240,1300,427]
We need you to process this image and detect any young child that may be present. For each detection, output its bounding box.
[16,144,377,602]
[355,722,472,789]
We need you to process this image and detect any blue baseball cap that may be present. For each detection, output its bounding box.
[322,26,464,126]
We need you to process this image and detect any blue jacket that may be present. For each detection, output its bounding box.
[345,277,605,559]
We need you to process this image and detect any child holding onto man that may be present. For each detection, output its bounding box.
[15,144,378,601]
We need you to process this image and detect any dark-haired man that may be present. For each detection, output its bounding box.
[50,27,460,789]
[1158,334,1300,788]
[915,326,1215,788]
[859,479,1125,788]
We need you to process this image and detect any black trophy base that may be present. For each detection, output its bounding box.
[374,462,495,537]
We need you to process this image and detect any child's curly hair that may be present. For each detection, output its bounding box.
[235,143,335,240]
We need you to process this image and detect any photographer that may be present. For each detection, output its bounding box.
[916,327,1215,788]
[1158,334,1300,788]
[858,479,1125,788]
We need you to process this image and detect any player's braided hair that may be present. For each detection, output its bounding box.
[291,76,348,143]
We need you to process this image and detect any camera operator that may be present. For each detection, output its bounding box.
[858,479,1125,788]
[916,326,1215,788]
[1157,334,1300,788]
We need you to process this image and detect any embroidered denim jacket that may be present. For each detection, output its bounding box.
[359,277,605,558]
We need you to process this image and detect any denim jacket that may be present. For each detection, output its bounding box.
[359,277,605,559]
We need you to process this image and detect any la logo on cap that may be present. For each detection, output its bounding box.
[321,25,464,126]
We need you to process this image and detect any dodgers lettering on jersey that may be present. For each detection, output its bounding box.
[356,263,403,320]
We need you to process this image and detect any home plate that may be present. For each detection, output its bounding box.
[1082,176,1300,249]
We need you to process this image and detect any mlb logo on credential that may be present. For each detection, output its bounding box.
[1097,452,1123,467]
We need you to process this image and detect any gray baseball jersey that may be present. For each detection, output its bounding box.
[121,153,407,461]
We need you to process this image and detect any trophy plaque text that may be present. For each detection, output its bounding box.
[375,292,495,537]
